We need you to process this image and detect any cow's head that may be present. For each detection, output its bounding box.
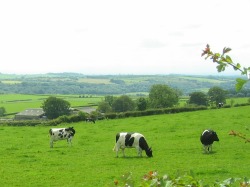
[145,147,153,157]
[65,127,76,136]
[211,131,219,142]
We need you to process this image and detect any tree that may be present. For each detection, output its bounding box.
[112,95,135,112]
[97,101,112,113]
[136,97,148,111]
[202,44,250,91]
[189,92,208,106]
[149,84,179,108]
[97,95,114,113]
[0,107,6,117]
[42,96,71,119]
[207,86,227,106]
[104,95,115,106]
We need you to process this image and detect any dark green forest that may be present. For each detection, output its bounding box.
[0,73,250,96]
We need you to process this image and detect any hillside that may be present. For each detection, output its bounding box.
[0,73,249,95]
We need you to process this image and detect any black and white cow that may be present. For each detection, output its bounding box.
[218,102,224,108]
[49,127,76,148]
[85,118,95,124]
[200,129,219,153]
[113,132,153,157]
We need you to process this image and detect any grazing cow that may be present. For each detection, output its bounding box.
[49,127,76,148]
[200,129,219,153]
[85,118,95,124]
[113,132,153,157]
[218,102,224,108]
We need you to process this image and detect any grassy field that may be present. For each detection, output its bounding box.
[0,94,103,114]
[1,93,249,115]
[0,106,249,186]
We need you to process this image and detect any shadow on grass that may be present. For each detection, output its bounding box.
[114,156,152,159]
[202,151,217,155]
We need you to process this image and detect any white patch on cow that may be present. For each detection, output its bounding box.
[201,130,209,136]
[49,127,75,148]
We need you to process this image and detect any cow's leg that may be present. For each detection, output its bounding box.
[209,145,212,152]
[203,145,208,153]
[50,140,54,148]
[67,138,72,146]
[136,147,142,157]
[121,148,125,157]
[113,144,120,157]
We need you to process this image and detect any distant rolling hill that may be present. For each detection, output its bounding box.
[0,73,249,95]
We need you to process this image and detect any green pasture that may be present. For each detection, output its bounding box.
[179,76,226,83]
[1,93,249,117]
[227,97,250,105]
[0,106,249,186]
[0,94,103,114]
[1,80,22,84]
[0,94,249,115]
[77,78,112,84]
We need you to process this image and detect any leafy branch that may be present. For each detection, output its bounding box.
[201,44,250,91]
[229,130,250,143]
[109,170,250,187]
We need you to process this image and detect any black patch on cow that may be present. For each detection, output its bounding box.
[59,129,63,132]
[200,130,219,145]
[65,127,76,136]
[115,133,120,143]
[59,133,64,139]
[139,136,153,157]
[125,133,135,147]
[139,137,147,150]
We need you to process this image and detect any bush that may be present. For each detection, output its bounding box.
[109,171,250,187]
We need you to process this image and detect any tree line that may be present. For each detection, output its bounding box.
[1,74,249,96]
[0,84,249,118]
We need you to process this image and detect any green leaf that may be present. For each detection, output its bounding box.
[223,47,232,54]
[216,64,226,72]
[214,53,220,58]
[235,78,248,91]
[236,63,241,69]
[225,55,232,63]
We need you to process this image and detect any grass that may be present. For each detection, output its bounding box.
[0,94,103,114]
[0,106,249,186]
[227,97,250,105]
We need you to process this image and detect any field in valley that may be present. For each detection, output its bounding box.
[0,105,249,186]
[0,94,103,115]
[1,93,249,116]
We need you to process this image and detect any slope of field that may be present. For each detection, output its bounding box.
[0,106,249,186]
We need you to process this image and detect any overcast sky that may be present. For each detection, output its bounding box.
[0,0,249,76]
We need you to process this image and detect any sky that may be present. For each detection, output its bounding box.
[0,0,249,76]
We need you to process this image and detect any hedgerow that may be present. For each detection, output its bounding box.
[0,104,248,126]
[105,106,207,120]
